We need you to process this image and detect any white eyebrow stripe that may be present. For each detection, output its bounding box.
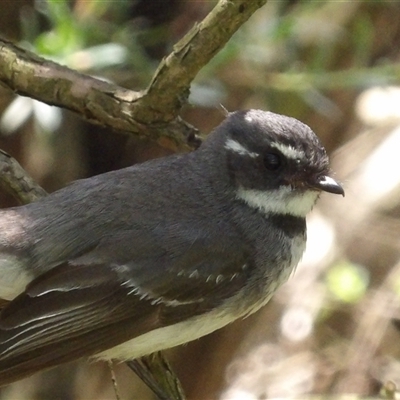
[271,142,305,160]
[224,139,258,158]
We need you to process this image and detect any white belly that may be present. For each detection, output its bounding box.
[95,307,238,361]
[0,256,32,300]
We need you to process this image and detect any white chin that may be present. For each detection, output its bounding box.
[236,186,319,217]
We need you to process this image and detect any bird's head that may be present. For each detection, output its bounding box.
[203,109,344,217]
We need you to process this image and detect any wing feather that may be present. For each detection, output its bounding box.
[0,247,251,385]
[0,263,162,385]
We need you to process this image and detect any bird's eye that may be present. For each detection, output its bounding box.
[263,152,282,171]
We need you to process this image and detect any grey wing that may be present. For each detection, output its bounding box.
[0,263,158,385]
[0,235,251,386]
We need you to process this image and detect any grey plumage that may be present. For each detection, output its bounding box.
[0,109,343,385]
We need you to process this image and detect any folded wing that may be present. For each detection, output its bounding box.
[0,239,250,385]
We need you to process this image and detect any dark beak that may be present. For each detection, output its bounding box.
[312,175,345,196]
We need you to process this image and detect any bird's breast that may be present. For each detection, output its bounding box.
[235,224,307,318]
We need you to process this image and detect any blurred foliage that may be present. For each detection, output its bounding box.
[21,0,151,73]
[326,261,369,303]
[1,1,400,400]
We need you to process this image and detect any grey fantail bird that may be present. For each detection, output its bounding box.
[0,109,344,385]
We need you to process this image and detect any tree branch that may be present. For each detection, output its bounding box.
[135,0,267,122]
[0,38,198,152]
[0,150,47,204]
[0,0,266,151]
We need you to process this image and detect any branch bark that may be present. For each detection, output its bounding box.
[0,150,47,204]
[0,0,266,151]
[0,39,198,152]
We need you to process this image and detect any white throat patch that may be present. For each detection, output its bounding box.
[236,186,318,217]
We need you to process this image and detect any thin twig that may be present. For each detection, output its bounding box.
[108,361,121,400]
[127,352,186,400]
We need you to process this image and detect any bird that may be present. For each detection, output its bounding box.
[0,109,344,385]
